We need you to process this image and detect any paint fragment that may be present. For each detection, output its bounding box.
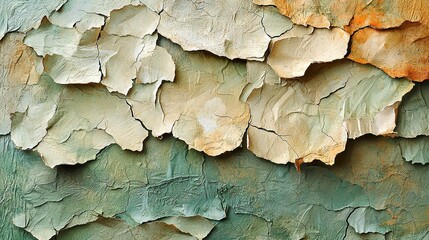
[158,0,271,60]
[246,60,413,165]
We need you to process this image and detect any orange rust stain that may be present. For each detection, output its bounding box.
[348,23,429,81]
[294,158,304,173]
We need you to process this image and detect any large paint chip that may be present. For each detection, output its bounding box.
[0,0,67,39]
[99,32,158,94]
[24,20,104,85]
[48,0,145,32]
[128,38,250,156]
[246,60,413,165]
[103,4,159,38]
[25,6,160,94]
[349,23,429,82]
[34,85,148,168]
[260,6,294,38]
[268,27,350,79]
[158,0,271,60]
[10,74,63,150]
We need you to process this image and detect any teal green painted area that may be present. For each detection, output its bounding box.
[57,217,197,240]
[7,135,225,239]
[395,81,429,138]
[398,136,429,165]
[1,135,429,239]
[0,136,41,240]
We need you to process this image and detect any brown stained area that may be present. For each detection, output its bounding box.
[382,209,399,226]
[294,158,304,172]
[0,33,43,135]
[346,11,388,33]
[381,206,429,235]
[3,34,40,86]
[349,22,429,81]
[270,0,429,30]
[267,0,429,80]
[260,0,429,81]
[333,137,422,208]
[330,137,429,237]
[191,106,250,156]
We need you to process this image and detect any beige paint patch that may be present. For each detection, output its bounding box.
[0,33,42,135]
[0,0,66,39]
[104,4,159,38]
[246,61,413,165]
[25,21,106,85]
[241,61,281,102]
[35,85,148,168]
[99,33,158,94]
[48,0,139,31]
[128,38,250,156]
[10,74,63,150]
[158,0,271,60]
[268,27,350,79]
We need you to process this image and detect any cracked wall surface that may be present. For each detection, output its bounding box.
[0,0,429,239]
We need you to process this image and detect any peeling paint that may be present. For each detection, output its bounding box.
[0,0,428,239]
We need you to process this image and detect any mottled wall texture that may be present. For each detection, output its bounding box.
[1,0,429,239]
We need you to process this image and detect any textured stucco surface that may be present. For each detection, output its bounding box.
[1,0,429,239]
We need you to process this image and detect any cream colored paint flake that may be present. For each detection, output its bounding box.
[0,33,42,135]
[43,48,104,84]
[267,27,350,79]
[246,61,413,165]
[128,38,250,156]
[160,216,215,240]
[24,22,106,85]
[37,129,115,168]
[10,74,63,150]
[261,6,293,38]
[48,0,140,32]
[0,0,66,39]
[136,46,175,85]
[25,5,160,93]
[95,4,159,94]
[99,33,157,94]
[35,85,148,168]
[24,19,83,57]
[104,4,159,38]
[241,61,281,102]
[158,0,271,60]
